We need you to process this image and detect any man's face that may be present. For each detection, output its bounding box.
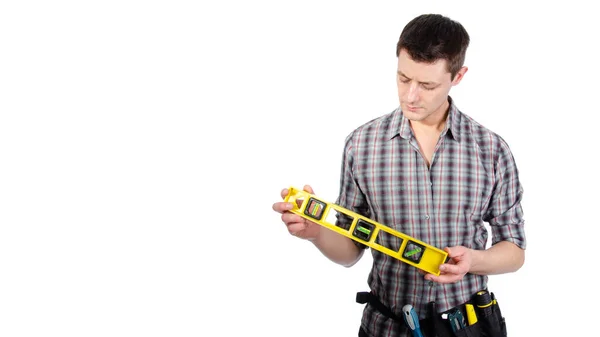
[396,49,466,123]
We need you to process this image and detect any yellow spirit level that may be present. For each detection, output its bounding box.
[284,187,448,276]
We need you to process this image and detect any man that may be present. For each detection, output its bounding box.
[272,14,525,337]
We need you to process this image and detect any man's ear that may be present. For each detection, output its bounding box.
[451,66,468,86]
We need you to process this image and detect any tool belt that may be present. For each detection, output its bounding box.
[356,291,507,337]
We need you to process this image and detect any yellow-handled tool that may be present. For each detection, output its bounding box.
[465,304,478,325]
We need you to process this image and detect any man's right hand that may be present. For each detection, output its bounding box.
[272,185,321,241]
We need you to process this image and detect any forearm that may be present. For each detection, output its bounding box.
[469,241,525,275]
[310,228,364,267]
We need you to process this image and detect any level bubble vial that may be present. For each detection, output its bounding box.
[304,198,327,220]
[353,219,375,241]
[402,241,425,264]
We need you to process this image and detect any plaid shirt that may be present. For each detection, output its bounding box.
[335,98,526,337]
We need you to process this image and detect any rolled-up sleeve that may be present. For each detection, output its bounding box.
[483,139,526,249]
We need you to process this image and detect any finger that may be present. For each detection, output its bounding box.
[303,185,314,194]
[272,202,293,213]
[287,223,307,234]
[439,264,461,274]
[281,212,306,224]
[280,188,289,199]
[425,273,461,284]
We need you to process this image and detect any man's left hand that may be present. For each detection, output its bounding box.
[424,246,472,284]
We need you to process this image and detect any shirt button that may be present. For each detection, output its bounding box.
[428,281,435,287]
[425,214,430,220]
[430,182,433,186]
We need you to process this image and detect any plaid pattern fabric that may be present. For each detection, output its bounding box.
[335,98,526,337]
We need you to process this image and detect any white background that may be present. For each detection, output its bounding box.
[1,1,598,336]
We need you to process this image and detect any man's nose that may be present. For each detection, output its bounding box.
[404,83,419,103]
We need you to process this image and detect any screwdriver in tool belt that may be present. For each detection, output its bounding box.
[402,304,424,337]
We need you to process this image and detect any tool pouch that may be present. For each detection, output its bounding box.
[422,292,506,337]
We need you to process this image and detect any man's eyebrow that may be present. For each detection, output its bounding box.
[396,71,438,86]
[397,70,409,78]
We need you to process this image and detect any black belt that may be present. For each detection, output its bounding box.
[356,291,507,337]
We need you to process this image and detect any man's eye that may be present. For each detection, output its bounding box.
[399,78,410,83]
[422,85,436,91]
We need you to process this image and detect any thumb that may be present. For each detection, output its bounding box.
[303,184,315,194]
[445,246,466,258]
[444,246,456,257]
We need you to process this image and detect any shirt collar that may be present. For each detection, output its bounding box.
[388,96,461,142]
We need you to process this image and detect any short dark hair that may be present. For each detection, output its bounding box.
[396,14,470,79]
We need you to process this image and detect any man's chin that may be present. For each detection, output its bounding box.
[403,110,426,121]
